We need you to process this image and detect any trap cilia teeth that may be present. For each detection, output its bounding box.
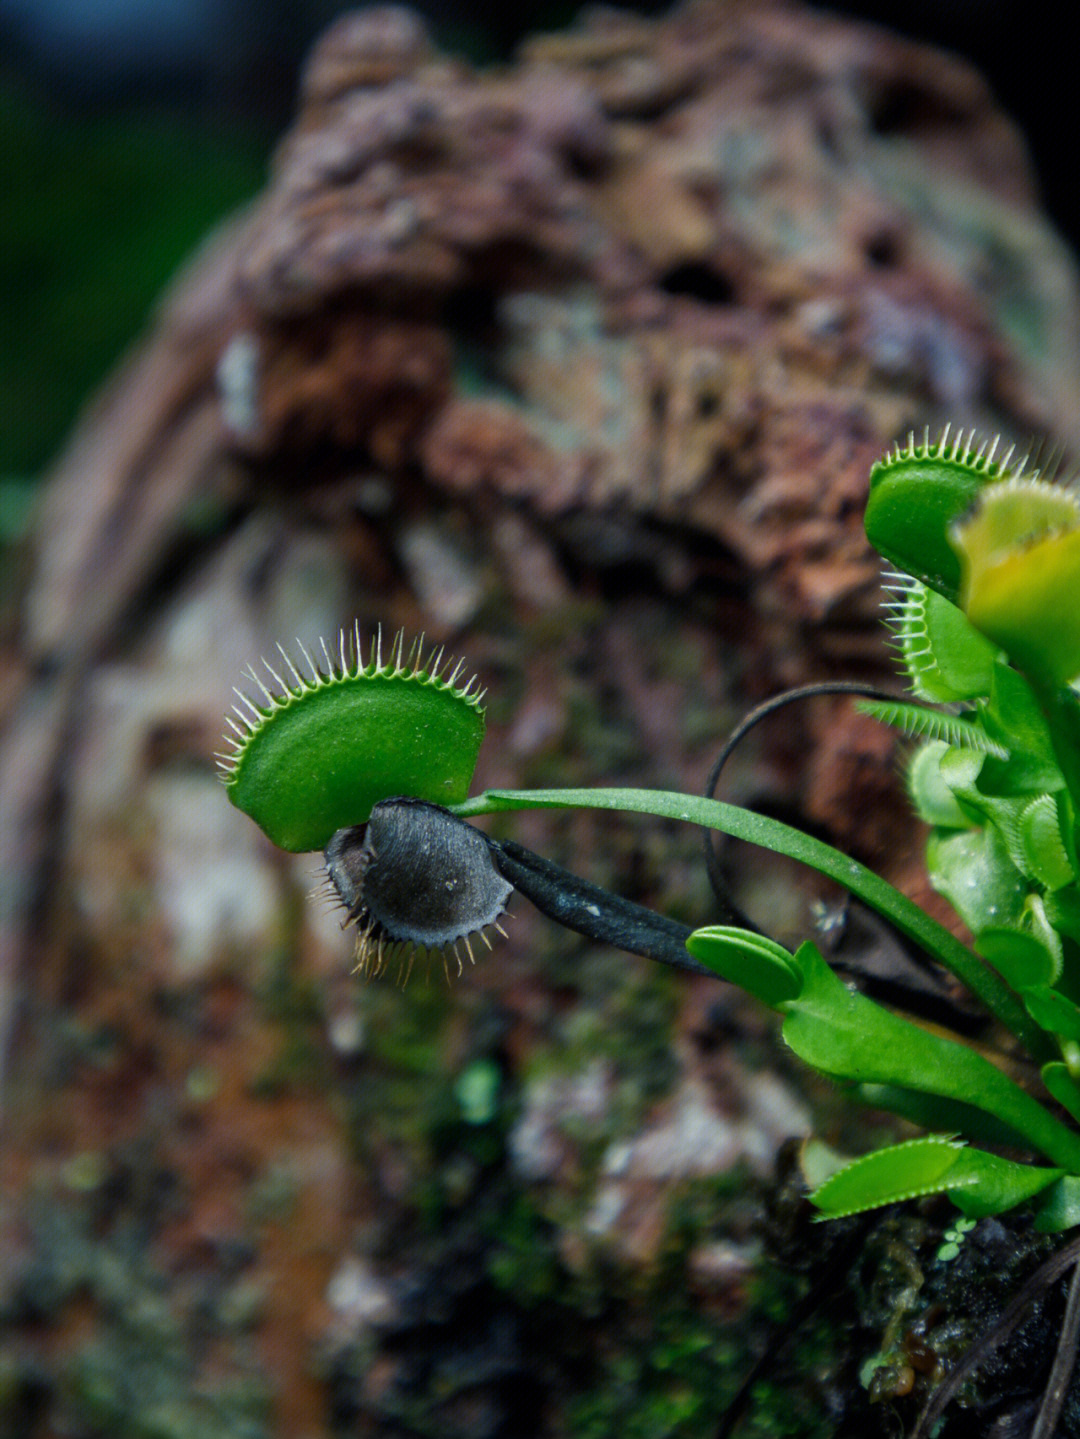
[218,625,510,974]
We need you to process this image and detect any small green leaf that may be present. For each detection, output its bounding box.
[685,927,802,1007]
[809,1139,1062,1220]
[1021,793,1076,891]
[976,925,1058,990]
[946,788,1040,883]
[1024,985,1080,1042]
[936,1221,975,1263]
[808,1136,963,1217]
[926,826,1027,936]
[906,741,970,829]
[1028,894,1065,975]
[1034,1174,1080,1232]
[937,746,986,791]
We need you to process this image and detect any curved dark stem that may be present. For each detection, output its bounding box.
[1032,1249,1080,1439]
[910,1232,1080,1439]
[485,835,715,977]
[478,685,898,980]
[702,682,899,925]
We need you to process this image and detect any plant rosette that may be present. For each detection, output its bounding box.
[221,428,1080,1240]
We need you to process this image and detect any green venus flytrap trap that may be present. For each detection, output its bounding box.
[219,625,485,851]
[221,425,1080,1244]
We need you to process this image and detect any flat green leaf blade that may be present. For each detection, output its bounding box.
[781,944,1080,1171]
[943,1145,1064,1214]
[1021,793,1077,891]
[926,826,1027,936]
[1041,1063,1080,1126]
[983,662,1060,768]
[857,1084,1036,1151]
[1046,887,1080,944]
[945,1149,1063,1218]
[976,926,1058,990]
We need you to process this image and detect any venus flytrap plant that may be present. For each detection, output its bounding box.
[221,427,1080,1249]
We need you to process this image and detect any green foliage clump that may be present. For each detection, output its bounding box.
[223,420,1080,1232]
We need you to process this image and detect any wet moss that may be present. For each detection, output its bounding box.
[336,982,516,1231]
[845,1206,1073,1433]
[485,1194,565,1308]
[541,946,678,1071]
[561,1256,832,1439]
[317,1159,794,1439]
[732,1186,1080,1438]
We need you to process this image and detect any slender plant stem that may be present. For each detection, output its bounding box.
[453,786,1052,1062]
[1032,1251,1080,1439]
[700,681,899,925]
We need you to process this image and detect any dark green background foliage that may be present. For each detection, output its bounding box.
[0,83,266,487]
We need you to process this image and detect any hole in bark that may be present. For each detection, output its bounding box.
[444,283,500,339]
[658,262,736,306]
[864,229,903,268]
[866,78,966,139]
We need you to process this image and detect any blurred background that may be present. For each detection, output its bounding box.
[1,0,1075,498]
[4,4,1080,1435]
